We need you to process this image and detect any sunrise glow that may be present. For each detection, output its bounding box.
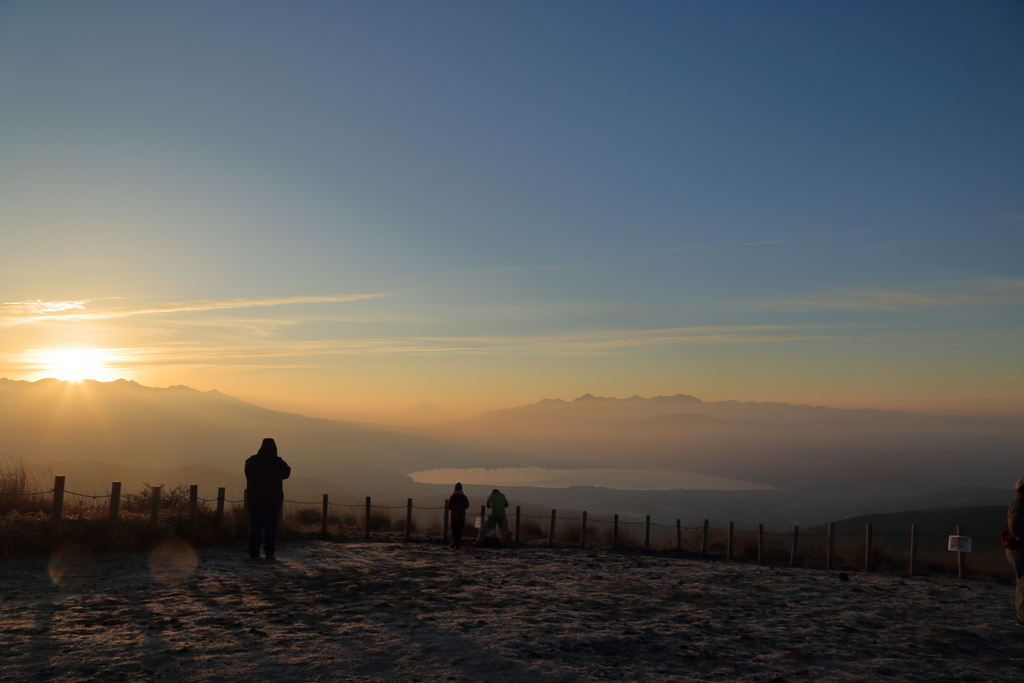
[32,348,115,382]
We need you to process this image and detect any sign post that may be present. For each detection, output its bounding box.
[949,528,970,580]
[947,535,972,553]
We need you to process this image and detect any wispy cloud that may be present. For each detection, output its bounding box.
[489,263,596,272]
[770,279,1024,312]
[3,300,89,314]
[664,232,827,252]
[17,325,835,370]
[0,293,388,326]
[844,241,937,251]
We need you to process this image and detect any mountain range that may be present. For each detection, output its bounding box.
[411,393,1024,493]
[2,379,1022,497]
[0,378,509,492]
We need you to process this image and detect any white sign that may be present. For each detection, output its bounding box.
[948,535,972,552]
[474,516,484,529]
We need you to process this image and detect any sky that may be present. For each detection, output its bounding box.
[1,1,1022,420]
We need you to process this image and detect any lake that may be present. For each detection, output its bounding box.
[408,466,773,491]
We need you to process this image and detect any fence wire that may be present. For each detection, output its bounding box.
[0,489,54,497]
[16,480,1010,566]
[64,490,112,500]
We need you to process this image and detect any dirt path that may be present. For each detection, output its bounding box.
[1,539,1021,682]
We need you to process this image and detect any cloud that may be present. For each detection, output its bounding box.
[489,264,596,272]
[0,293,388,326]
[772,280,1024,312]
[3,300,89,314]
[665,232,827,252]
[19,325,833,371]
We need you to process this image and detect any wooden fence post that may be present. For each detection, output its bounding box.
[406,499,413,542]
[51,476,65,535]
[442,500,449,544]
[790,525,799,567]
[956,524,966,580]
[515,506,521,545]
[321,494,329,537]
[865,523,873,572]
[109,481,121,523]
[216,487,225,524]
[189,484,198,523]
[727,521,734,560]
[701,519,709,558]
[827,522,834,570]
[612,514,619,549]
[548,509,556,547]
[909,524,917,578]
[150,486,161,525]
[757,524,764,564]
[580,511,587,548]
[645,515,651,551]
[364,497,371,540]
[676,519,682,551]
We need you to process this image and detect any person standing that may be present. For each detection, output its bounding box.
[244,438,291,562]
[448,482,470,550]
[1006,478,1024,626]
[477,488,514,547]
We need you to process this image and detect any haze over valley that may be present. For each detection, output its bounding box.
[3,377,1020,530]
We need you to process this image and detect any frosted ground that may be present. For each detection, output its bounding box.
[1,540,1021,682]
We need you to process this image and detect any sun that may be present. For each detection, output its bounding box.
[42,348,113,382]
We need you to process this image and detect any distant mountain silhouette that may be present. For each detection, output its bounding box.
[458,393,1019,429]
[4,380,1022,498]
[397,401,448,418]
[419,393,1024,494]
[633,413,748,428]
[0,378,512,489]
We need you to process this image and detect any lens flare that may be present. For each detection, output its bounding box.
[150,540,199,587]
[48,544,96,589]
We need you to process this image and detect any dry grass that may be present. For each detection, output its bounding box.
[0,453,246,559]
[554,516,583,544]
[0,453,52,516]
[515,516,547,541]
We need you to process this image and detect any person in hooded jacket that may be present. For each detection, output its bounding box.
[244,438,291,562]
[448,482,470,549]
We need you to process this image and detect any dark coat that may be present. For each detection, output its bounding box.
[245,440,291,507]
[448,491,470,521]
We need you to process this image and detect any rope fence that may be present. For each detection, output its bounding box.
[0,489,54,497]
[14,475,1004,581]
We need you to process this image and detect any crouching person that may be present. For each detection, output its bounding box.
[477,488,514,547]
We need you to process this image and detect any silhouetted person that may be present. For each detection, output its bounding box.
[1006,478,1024,626]
[448,482,470,549]
[477,488,513,547]
[245,438,291,562]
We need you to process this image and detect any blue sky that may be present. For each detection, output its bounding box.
[1,2,1022,418]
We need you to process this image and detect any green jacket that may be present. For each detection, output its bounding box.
[486,491,509,517]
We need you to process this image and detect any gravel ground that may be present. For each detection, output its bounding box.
[1,539,1022,682]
